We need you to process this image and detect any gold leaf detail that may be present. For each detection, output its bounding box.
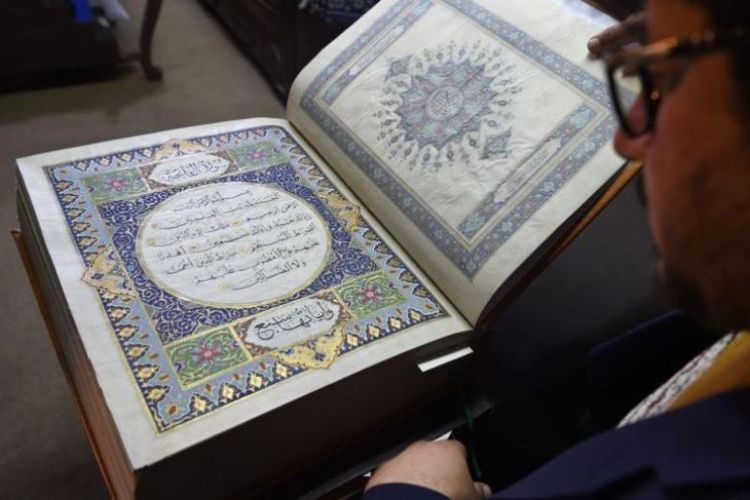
[275,363,289,378]
[408,309,423,323]
[388,317,403,331]
[146,387,168,403]
[248,373,264,389]
[346,334,361,347]
[117,326,138,341]
[109,307,129,320]
[366,324,383,338]
[220,384,237,401]
[127,345,147,360]
[136,365,159,383]
[191,395,209,413]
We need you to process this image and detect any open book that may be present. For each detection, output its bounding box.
[16,0,622,497]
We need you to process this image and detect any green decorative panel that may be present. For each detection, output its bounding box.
[337,271,405,318]
[167,328,248,387]
[83,168,147,203]
[227,141,289,171]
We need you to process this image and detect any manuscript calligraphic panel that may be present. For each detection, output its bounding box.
[289,0,622,322]
[297,0,614,277]
[31,121,461,450]
[137,182,331,306]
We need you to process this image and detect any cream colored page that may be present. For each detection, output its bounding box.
[288,0,622,323]
[17,118,469,468]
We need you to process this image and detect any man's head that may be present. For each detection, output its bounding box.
[688,2,750,118]
[615,0,750,330]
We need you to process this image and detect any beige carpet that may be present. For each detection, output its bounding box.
[0,2,283,498]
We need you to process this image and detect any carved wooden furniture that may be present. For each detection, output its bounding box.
[199,0,353,98]
[0,0,163,87]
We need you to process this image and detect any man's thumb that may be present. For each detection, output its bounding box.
[473,481,492,498]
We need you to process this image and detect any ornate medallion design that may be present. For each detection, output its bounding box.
[377,41,522,170]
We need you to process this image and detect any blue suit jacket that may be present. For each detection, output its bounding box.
[364,313,750,499]
[364,388,750,499]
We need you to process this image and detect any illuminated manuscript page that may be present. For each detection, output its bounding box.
[288,0,623,323]
[17,118,469,468]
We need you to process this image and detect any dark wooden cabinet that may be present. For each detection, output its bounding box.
[0,0,162,89]
[200,0,641,100]
[0,0,120,79]
[200,0,353,99]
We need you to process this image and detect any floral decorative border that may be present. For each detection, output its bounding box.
[44,125,448,432]
[301,0,617,278]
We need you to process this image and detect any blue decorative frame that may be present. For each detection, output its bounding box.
[43,125,448,432]
[301,0,617,278]
[99,164,377,344]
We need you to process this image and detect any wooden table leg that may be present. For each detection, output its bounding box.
[140,0,164,80]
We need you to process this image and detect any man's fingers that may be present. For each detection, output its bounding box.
[444,439,468,459]
[603,12,645,45]
[365,439,480,498]
[474,482,492,498]
[405,439,467,458]
[588,12,646,57]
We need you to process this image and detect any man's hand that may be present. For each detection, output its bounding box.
[365,440,491,499]
[588,12,646,57]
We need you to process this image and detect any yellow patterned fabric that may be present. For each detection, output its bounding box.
[668,330,750,411]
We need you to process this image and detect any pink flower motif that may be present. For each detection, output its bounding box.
[109,177,129,191]
[194,344,222,366]
[251,149,267,160]
[360,284,382,304]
